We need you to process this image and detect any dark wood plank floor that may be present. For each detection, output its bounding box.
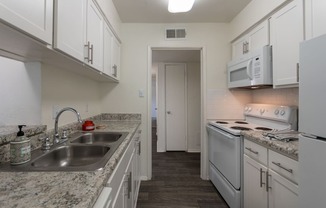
[136,127,229,208]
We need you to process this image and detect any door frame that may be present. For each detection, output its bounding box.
[158,63,187,152]
[147,46,208,180]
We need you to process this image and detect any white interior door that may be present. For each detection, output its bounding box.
[165,64,186,151]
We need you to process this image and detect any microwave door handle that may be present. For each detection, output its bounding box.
[246,59,253,80]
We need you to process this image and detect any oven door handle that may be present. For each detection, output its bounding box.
[207,125,235,140]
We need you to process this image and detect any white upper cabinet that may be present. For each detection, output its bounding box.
[54,0,86,62]
[270,0,304,88]
[103,22,121,80]
[111,36,121,79]
[0,0,53,44]
[103,22,114,77]
[232,20,269,60]
[86,0,103,70]
[305,0,326,40]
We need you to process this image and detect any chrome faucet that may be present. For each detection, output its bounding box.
[54,107,82,144]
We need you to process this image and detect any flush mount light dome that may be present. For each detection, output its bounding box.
[168,0,195,13]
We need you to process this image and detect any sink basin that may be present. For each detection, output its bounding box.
[3,131,129,172]
[70,132,123,144]
[31,145,110,168]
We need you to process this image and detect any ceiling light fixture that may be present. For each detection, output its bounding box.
[168,0,195,13]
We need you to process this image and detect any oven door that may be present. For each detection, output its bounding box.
[228,57,253,89]
[207,124,241,189]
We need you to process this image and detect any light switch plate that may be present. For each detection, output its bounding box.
[139,89,145,97]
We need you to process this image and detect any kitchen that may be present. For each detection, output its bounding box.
[0,0,325,207]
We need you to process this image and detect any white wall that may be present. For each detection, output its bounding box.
[100,23,232,179]
[187,62,201,152]
[0,57,41,125]
[41,64,101,128]
[229,0,288,41]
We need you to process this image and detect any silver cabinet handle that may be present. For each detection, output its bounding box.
[260,168,265,188]
[245,147,259,155]
[128,171,132,199]
[267,172,271,192]
[243,42,246,54]
[138,141,141,155]
[296,63,299,82]
[272,161,293,173]
[112,64,117,76]
[84,41,91,62]
[90,44,93,64]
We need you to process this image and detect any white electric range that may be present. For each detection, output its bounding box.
[207,103,297,208]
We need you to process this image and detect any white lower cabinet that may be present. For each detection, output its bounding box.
[268,169,298,208]
[94,129,141,208]
[244,155,268,208]
[243,139,298,208]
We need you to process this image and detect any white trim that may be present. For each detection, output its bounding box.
[187,149,201,153]
[147,46,153,180]
[147,46,207,180]
[200,47,208,180]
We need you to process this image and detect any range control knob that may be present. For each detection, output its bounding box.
[245,106,249,112]
[280,110,286,116]
[248,107,252,112]
[274,109,280,115]
[260,108,265,114]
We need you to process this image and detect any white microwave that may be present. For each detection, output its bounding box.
[227,45,272,89]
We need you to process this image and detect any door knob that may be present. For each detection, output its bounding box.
[167,111,171,114]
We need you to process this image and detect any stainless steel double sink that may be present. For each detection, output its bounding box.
[5,131,128,172]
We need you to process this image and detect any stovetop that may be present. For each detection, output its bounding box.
[208,120,275,136]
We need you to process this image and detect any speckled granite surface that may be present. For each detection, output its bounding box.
[241,131,299,160]
[0,119,141,208]
[0,125,46,145]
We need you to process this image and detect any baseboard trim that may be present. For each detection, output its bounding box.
[187,149,201,153]
[140,176,149,181]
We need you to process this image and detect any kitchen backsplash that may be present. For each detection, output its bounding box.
[252,87,298,106]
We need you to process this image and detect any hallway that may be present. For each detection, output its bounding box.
[136,127,229,208]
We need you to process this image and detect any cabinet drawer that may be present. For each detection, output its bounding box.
[244,139,268,166]
[269,150,298,184]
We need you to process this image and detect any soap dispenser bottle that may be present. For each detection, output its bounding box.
[10,125,31,165]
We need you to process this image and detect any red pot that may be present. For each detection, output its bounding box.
[82,120,95,131]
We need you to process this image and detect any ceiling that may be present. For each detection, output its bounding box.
[113,0,252,23]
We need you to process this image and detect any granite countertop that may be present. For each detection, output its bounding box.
[0,120,141,208]
[241,130,299,160]
[0,125,46,145]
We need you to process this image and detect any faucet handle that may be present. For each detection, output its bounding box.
[39,137,51,150]
[61,129,68,140]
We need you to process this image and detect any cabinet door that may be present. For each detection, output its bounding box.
[125,152,134,208]
[0,0,53,44]
[243,155,268,208]
[103,22,113,76]
[268,170,299,208]
[86,0,103,70]
[270,0,304,88]
[112,174,127,208]
[232,36,248,60]
[111,36,121,79]
[305,0,326,39]
[248,20,269,53]
[54,0,86,62]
